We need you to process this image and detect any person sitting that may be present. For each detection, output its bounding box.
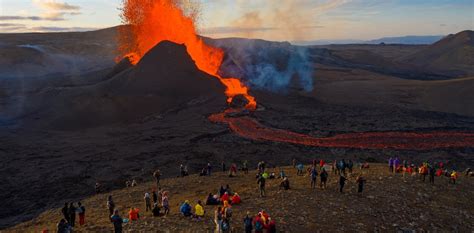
[278,168,286,179]
[221,192,230,203]
[152,203,160,217]
[231,192,241,205]
[279,177,290,190]
[269,172,276,179]
[128,208,140,221]
[206,193,219,205]
[296,163,304,176]
[194,200,205,220]
[200,167,207,176]
[180,200,192,217]
[360,162,370,169]
[465,168,472,176]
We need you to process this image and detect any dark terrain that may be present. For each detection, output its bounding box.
[0,27,473,228]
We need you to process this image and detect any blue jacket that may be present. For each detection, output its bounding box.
[180,203,192,216]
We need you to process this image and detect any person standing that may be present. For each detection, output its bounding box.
[107,195,115,218]
[320,168,328,190]
[61,203,70,223]
[242,160,249,174]
[207,163,212,176]
[68,202,76,227]
[310,166,318,189]
[77,202,86,226]
[152,190,158,204]
[153,169,161,187]
[257,174,266,197]
[388,158,394,173]
[162,191,170,215]
[339,175,347,193]
[221,161,226,172]
[180,164,185,177]
[347,160,354,173]
[144,192,152,212]
[429,166,436,184]
[110,209,123,233]
[450,170,458,184]
[243,212,253,233]
[356,176,366,193]
[214,207,223,233]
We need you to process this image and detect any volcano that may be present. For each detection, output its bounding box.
[16,41,226,129]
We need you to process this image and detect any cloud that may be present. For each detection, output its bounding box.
[0,23,25,27]
[0,15,65,21]
[29,0,82,21]
[202,26,277,34]
[32,0,80,11]
[30,26,98,32]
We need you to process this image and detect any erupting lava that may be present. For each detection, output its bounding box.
[118,0,256,109]
[210,110,474,150]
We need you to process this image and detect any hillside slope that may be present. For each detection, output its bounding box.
[7,164,474,232]
[402,30,474,76]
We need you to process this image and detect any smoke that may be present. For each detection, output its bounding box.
[201,0,341,93]
[204,0,351,41]
[214,39,313,93]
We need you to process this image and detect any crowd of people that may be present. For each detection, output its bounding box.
[386,157,471,184]
[51,158,470,233]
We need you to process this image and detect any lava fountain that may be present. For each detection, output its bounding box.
[118,0,256,109]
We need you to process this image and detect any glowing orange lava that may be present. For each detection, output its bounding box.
[209,110,474,150]
[118,0,256,109]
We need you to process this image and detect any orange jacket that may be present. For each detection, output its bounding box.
[129,208,139,221]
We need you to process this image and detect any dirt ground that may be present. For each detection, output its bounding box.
[6,164,474,232]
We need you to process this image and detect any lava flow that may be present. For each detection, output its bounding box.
[118,0,256,109]
[209,110,474,150]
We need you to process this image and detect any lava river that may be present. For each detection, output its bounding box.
[209,110,474,150]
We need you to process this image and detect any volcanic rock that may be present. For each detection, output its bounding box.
[21,40,227,129]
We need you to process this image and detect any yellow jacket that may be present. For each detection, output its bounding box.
[195,204,204,216]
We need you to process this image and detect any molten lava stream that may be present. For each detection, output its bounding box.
[209,111,474,150]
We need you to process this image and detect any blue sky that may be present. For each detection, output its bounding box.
[0,0,472,40]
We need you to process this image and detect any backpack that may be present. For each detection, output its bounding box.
[255,220,263,231]
[225,207,232,218]
[244,217,252,229]
[222,221,230,231]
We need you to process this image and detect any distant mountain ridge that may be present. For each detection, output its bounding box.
[293,35,445,46]
[367,35,444,45]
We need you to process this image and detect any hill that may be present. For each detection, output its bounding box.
[11,40,226,130]
[402,30,474,77]
[6,164,474,232]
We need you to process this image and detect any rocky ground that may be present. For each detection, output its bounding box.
[6,164,474,232]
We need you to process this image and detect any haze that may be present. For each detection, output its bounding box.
[0,0,473,41]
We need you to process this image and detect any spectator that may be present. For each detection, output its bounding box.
[77,202,86,226]
[110,210,123,233]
